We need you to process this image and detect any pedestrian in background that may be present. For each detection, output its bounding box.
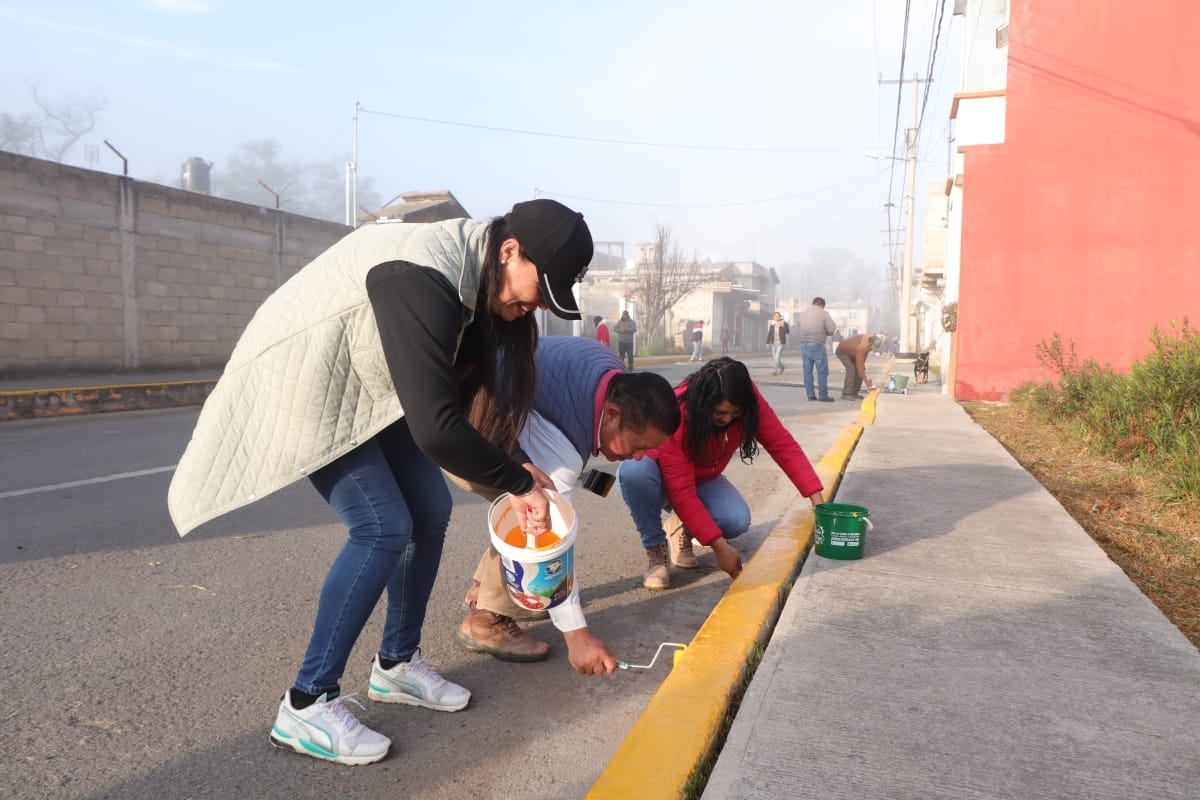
[614,309,637,370]
[794,297,837,402]
[593,315,610,347]
[617,357,825,590]
[720,323,731,355]
[689,320,705,361]
[168,198,595,766]
[766,311,789,375]
[835,332,879,399]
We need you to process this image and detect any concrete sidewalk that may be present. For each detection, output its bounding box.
[702,385,1200,799]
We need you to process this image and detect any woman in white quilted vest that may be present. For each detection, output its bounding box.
[168,199,600,766]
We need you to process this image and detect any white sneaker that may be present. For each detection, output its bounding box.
[367,649,471,711]
[270,692,390,766]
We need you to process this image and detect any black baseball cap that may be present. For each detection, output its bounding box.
[505,199,593,320]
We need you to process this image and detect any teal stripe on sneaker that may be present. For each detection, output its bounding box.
[371,677,426,699]
[271,725,337,760]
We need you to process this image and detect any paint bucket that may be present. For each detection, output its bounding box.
[813,503,873,560]
[888,375,910,392]
[488,490,578,611]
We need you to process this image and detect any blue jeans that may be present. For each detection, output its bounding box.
[771,342,785,372]
[296,419,452,695]
[801,342,831,399]
[616,457,751,548]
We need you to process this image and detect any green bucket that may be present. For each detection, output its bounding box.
[813,503,872,560]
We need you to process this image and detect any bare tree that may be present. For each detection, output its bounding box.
[0,84,105,162]
[213,139,380,223]
[626,223,715,350]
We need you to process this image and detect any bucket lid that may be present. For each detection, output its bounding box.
[815,502,870,517]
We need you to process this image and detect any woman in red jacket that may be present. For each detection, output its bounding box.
[617,357,825,589]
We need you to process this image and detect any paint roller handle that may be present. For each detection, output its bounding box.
[616,642,688,670]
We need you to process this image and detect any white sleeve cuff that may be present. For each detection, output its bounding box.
[548,583,586,631]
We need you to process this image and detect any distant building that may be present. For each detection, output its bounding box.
[359,190,470,224]
[576,247,778,353]
[934,1,1200,399]
[824,301,873,340]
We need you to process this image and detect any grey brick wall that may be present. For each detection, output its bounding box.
[0,151,349,375]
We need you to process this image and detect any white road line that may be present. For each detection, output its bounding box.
[0,465,177,499]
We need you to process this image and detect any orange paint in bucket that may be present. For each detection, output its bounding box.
[503,527,562,550]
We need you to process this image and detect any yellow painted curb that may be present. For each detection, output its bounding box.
[586,398,874,799]
[0,380,217,421]
[0,379,215,397]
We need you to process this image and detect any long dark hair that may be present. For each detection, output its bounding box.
[681,357,760,464]
[459,217,539,450]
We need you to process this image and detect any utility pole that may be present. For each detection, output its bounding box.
[346,101,360,227]
[900,120,917,353]
[879,72,930,354]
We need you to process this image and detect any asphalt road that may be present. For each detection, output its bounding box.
[0,354,875,800]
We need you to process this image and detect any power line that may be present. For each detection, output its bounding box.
[360,107,873,154]
[884,0,915,256]
[279,118,353,195]
[535,166,890,210]
[917,0,949,135]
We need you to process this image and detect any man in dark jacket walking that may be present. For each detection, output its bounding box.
[614,310,637,370]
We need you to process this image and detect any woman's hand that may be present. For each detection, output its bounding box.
[522,462,555,491]
[710,537,743,580]
[509,488,551,536]
[563,628,617,675]
[807,491,825,507]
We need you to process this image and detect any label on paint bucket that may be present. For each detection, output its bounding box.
[500,550,575,610]
[813,502,870,560]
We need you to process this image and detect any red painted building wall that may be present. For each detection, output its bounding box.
[953,1,1200,400]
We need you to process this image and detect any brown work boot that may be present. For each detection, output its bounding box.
[664,514,698,569]
[456,608,551,662]
[643,542,671,590]
[462,579,480,611]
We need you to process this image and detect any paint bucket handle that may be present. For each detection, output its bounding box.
[864,517,874,531]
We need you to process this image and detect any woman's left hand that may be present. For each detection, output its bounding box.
[711,537,743,579]
[509,488,551,535]
[522,462,555,491]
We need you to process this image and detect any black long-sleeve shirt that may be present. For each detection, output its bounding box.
[365,261,535,496]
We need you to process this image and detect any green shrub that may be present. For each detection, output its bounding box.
[1012,380,1062,414]
[1025,321,1200,504]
